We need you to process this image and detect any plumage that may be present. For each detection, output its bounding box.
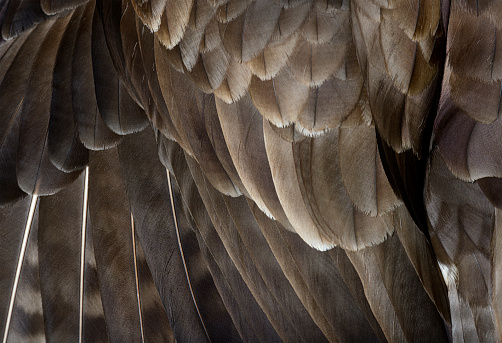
[2,1,502,342]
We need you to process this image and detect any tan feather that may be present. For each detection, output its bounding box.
[185,43,229,92]
[156,0,193,49]
[300,5,350,45]
[263,119,332,249]
[297,73,364,134]
[270,2,312,43]
[178,0,217,71]
[130,0,167,31]
[248,67,309,128]
[338,123,400,216]
[288,37,347,86]
[215,94,293,228]
[216,0,252,23]
[221,0,282,62]
[246,33,298,81]
[213,58,251,103]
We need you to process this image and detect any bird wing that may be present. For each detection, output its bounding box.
[4,0,501,342]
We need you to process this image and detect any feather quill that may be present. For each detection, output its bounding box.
[4,197,45,343]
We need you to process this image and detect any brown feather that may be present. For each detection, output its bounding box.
[178,0,216,71]
[338,122,400,216]
[246,33,298,81]
[297,72,363,133]
[221,0,281,62]
[346,234,450,342]
[75,1,122,150]
[156,0,192,49]
[17,16,81,195]
[216,0,252,24]
[248,67,309,128]
[288,37,347,86]
[40,0,88,15]
[213,58,251,103]
[270,2,312,43]
[215,94,293,228]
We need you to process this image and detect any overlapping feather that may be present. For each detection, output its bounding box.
[3,0,502,342]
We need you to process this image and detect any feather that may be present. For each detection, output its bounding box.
[213,58,252,103]
[248,67,309,128]
[155,61,239,196]
[118,127,241,342]
[87,148,144,342]
[80,204,109,343]
[37,172,85,342]
[130,0,167,31]
[1,0,49,40]
[178,0,216,71]
[297,70,363,133]
[74,1,122,150]
[0,94,24,205]
[494,208,502,342]
[196,98,246,196]
[264,120,394,250]
[40,0,88,15]
[299,4,350,45]
[155,0,192,49]
[160,136,279,342]
[0,24,44,204]
[154,40,195,155]
[351,0,442,154]
[119,1,155,119]
[216,0,251,23]
[0,197,34,339]
[48,6,89,173]
[425,147,497,341]
[17,16,81,196]
[4,198,45,343]
[478,177,502,210]
[185,42,229,92]
[288,37,348,87]
[270,2,312,43]
[294,130,395,249]
[263,118,332,249]
[186,153,327,342]
[215,94,293,227]
[246,33,298,80]
[132,229,175,343]
[338,122,400,216]
[136,26,182,142]
[200,15,221,53]
[221,0,282,62]
[346,234,450,342]
[435,89,502,182]
[250,201,382,342]
[393,205,451,324]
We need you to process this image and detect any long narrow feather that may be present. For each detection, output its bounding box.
[48,5,89,173]
[4,197,45,343]
[159,134,280,343]
[74,1,122,150]
[17,15,81,195]
[118,127,240,342]
[87,148,143,342]
[0,196,34,340]
[38,172,85,342]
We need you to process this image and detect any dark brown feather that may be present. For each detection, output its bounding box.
[17,16,81,195]
[48,6,89,172]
